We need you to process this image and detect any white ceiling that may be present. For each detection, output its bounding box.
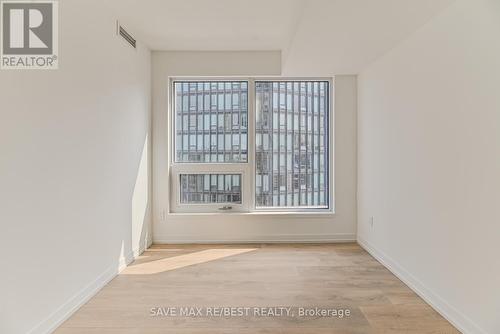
[104,0,305,51]
[104,0,455,74]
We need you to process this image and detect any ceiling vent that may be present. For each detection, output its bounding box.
[117,22,136,49]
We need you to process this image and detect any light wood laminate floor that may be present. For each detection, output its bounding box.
[55,243,460,333]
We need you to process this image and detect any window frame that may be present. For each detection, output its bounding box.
[168,77,335,215]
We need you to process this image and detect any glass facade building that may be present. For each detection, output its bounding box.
[255,81,329,208]
[174,81,248,163]
[180,174,242,204]
[173,80,329,209]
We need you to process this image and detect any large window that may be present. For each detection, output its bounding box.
[170,79,331,213]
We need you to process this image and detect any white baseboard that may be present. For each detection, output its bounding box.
[28,244,147,334]
[153,233,356,244]
[357,237,486,334]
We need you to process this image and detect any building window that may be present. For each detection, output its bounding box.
[171,79,331,213]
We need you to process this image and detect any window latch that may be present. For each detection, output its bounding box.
[218,205,233,211]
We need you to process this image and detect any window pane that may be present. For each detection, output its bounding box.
[174,81,248,163]
[180,174,242,204]
[255,81,329,208]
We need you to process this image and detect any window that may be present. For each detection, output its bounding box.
[174,81,248,163]
[180,174,242,204]
[255,81,328,208]
[170,79,332,213]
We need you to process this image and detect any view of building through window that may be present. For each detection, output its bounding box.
[173,79,330,210]
[255,81,329,208]
[174,81,248,163]
[180,174,242,204]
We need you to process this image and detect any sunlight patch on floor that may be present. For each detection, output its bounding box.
[121,248,257,275]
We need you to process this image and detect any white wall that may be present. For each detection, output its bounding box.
[0,1,151,333]
[152,51,357,243]
[357,1,500,333]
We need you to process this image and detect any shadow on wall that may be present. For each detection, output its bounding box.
[119,133,151,267]
[132,134,151,254]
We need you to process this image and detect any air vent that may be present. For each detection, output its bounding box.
[117,22,136,48]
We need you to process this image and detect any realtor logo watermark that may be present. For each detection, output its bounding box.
[1,0,58,69]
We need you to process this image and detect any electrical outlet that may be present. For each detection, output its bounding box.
[370,216,374,229]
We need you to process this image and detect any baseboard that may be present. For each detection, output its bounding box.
[27,245,147,334]
[357,237,487,334]
[153,233,356,244]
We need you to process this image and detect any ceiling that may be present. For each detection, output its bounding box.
[104,0,455,74]
[104,0,305,51]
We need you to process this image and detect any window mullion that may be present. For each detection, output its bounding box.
[324,82,328,206]
[187,83,191,160]
[298,83,302,206]
[195,84,199,161]
[305,82,309,206]
[215,83,219,162]
[277,83,281,207]
[238,84,241,161]
[317,83,321,206]
[246,79,255,212]
[179,84,182,162]
[270,83,274,206]
[311,83,315,206]
[223,82,226,162]
[285,82,289,207]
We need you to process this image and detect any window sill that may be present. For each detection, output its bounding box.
[167,210,335,218]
